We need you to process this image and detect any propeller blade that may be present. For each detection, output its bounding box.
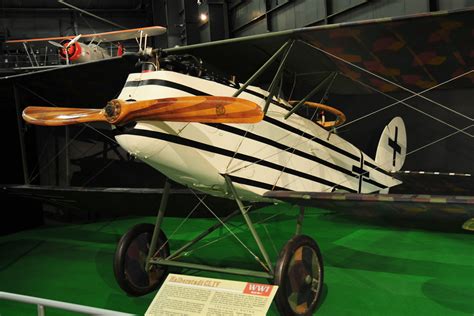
[23,107,106,126]
[22,96,263,127]
[67,34,82,47]
[105,96,264,125]
[48,40,64,48]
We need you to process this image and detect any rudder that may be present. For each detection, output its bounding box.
[375,116,407,172]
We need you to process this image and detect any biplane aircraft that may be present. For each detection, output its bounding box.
[2,7,474,316]
[5,26,166,67]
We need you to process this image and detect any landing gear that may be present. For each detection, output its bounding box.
[112,178,325,315]
[113,223,170,296]
[274,235,324,316]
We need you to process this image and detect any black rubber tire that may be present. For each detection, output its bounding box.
[274,235,324,316]
[113,223,170,296]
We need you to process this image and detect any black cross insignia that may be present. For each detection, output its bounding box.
[388,126,401,167]
[352,154,369,193]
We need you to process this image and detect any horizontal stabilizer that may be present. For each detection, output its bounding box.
[462,218,474,231]
[264,190,474,225]
[390,171,473,195]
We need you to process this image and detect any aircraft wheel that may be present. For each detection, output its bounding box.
[113,223,169,296]
[273,235,324,315]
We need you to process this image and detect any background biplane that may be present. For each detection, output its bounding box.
[4,25,165,68]
[1,6,474,316]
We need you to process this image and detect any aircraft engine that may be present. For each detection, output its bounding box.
[58,41,108,64]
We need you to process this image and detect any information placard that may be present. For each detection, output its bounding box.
[145,273,278,316]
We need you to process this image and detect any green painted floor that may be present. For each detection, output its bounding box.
[0,203,473,315]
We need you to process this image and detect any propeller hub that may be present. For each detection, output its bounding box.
[104,100,122,123]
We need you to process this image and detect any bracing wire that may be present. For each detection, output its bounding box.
[189,190,271,272]
[17,83,121,184]
[325,124,474,192]
[226,69,474,178]
[175,210,286,259]
[335,70,474,137]
[153,194,206,257]
[301,40,474,122]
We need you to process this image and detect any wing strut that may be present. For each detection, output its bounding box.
[22,43,37,67]
[233,39,293,98]
[139,178,273,279]
[263,40,295,114]
[224,175,274,274]
[145,180,171,271]
[285,72,336,119]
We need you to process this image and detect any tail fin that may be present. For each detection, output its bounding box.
[375,116,407,172]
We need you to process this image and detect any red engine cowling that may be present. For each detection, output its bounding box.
[58,41,108,63]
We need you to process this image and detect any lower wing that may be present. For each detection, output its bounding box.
[1,184,197,214]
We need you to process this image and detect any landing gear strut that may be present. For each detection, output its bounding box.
[113,178,324,315]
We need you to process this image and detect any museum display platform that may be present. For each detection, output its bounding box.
[0,204,472,315]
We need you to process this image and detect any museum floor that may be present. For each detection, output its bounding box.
[0,203,473,315]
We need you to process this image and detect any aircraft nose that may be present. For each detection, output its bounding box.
[65,43,75,55]
[114,128,167,161]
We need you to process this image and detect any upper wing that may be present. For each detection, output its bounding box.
[6,26,166,44]
[264,190,474,230]
[6,35,81,44]
[80,26,166,42]
[165,8,474,95]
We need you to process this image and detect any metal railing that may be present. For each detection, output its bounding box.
[0,291,134,316]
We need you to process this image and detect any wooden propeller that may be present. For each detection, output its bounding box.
[23,96,264,126]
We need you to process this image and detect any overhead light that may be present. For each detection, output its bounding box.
[200,13,208,22]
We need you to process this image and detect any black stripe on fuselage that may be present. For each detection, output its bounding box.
[207,123,356,178]
[363,177,388,189]
[118,129,357,193]
[238,89,392,179]
[364,160,392,177]
[209,123,387,189]
[223,174,290,192]
[124,79,211,96]
[123,78,392,180]
[264,116,394,180]
[239,88,293,111]
[264,116,360,161]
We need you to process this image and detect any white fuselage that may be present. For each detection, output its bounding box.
[114,70,400,202]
